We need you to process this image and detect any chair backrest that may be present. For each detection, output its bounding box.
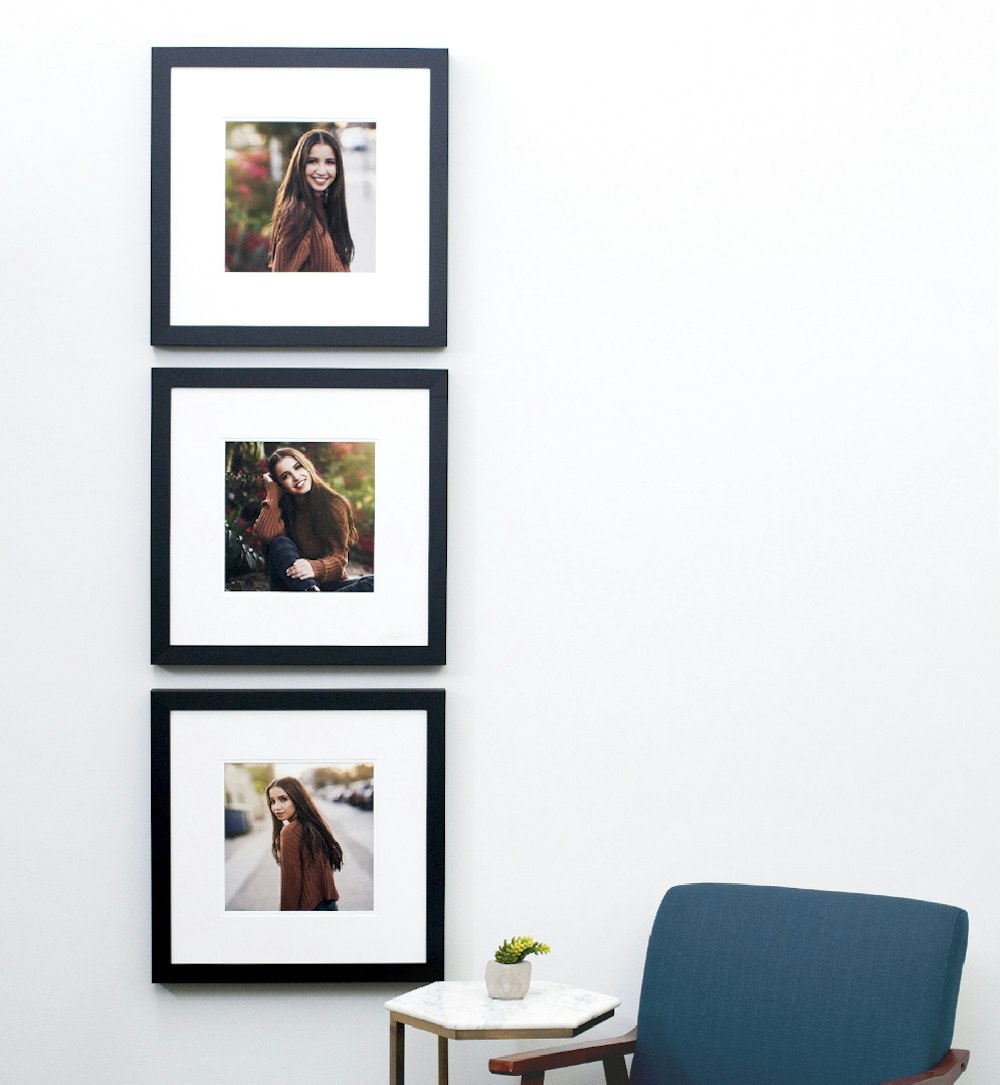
[630,883,967,1085]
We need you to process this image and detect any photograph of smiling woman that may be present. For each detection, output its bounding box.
[252,446,373,592]
[268,128,354,272]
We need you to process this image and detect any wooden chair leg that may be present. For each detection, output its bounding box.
[603,1053,629,1084]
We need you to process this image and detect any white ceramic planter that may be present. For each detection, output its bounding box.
[485,959,532,999]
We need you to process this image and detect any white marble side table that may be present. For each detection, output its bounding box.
[384,980,620,1084]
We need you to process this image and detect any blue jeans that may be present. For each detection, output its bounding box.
[266,536,374,592]
[267,535,319,591]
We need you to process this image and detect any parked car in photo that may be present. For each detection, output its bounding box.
[224,805,255,838]
[347,779,374,810]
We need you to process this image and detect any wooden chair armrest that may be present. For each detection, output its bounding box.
[881,1049,970,1084]
[488,1026,637,1077]
[488,1035,967,1083]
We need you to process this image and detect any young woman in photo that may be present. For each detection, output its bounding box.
[267,128,354,272]
[267,776,344,911]
[252,446,373,592]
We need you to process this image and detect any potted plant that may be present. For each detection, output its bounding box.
[485,936,551,999]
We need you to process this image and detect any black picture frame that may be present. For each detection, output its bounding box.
[151,687,445,983]
[151,367,447,666]
[151,47,448,347]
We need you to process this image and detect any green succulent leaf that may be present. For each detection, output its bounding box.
[493,936,552,964]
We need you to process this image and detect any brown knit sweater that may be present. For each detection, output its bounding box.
[278,819,339,911]
[269,194,350,273]
[252,478,351,585]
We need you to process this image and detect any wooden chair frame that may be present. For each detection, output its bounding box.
[488,1029,968,1085]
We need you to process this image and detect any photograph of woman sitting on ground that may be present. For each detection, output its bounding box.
[225,441,374,592]
[224,762,375,912]
[225,121,376,273]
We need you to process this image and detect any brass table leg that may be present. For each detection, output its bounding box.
[438,1035,449,1084]
[389,1014,404,1085]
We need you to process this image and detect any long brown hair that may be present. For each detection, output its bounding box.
[267,446,359,554]
[267,776,344,871]
[267,128,354,267]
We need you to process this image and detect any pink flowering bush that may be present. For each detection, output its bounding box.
[225,147,276,271]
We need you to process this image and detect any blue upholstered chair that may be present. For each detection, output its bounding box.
[489,883,969,1085]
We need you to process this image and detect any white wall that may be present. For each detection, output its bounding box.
[2,2,997,1082]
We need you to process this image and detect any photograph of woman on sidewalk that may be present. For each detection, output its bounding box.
[267,776,343,911]
[224,763,375,911]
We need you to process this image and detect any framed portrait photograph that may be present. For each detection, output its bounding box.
[151,367,447,666]
[150,47,448,347]
[151,688,445,983]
